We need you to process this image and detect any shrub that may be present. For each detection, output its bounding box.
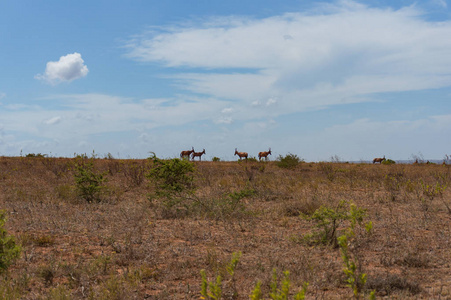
[0,210,21,273]
[382,159,396,165]
[212,157,221,162]
[276,153,302,169]
[301,201,367,247]
[147,154,195,197]
[200,188,255,220]
[146,154,195,218]
[25,153,47,158]
[73,159,108,202]
[123,161,147,186]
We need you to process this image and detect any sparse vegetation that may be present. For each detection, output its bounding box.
[0,156,450,298]
[0,210,21,273]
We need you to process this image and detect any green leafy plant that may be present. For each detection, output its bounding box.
[201,269,222,299]
[302,201,367,247]
[73,159,108,202]
[250,269,308,300]
[338,235,369,299]
[200,251,241,299]
[336,203,375,299]
[0,210,21,273]
[212,157,221,162]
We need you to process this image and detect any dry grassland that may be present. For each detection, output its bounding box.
[0,156,450,299]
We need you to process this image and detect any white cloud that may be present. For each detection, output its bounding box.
[36,53,89,85]
[43,116,62,125]
[126,1,451,118]
[266,98,277,106]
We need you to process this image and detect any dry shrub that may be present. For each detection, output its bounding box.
[281,197,322,217]
[366,274,422,296]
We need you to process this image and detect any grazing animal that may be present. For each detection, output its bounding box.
[373,155,386,164]
[234,148,248,160]
[413,159,419,165]
[180,147,195,160]
[258,148,272,161]
[192,149,206,161]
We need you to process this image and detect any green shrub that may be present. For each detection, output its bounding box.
[212,157,221,162]
[381,159,396,165]
[276,153,302,169]
[146,154,196,218]
[0,210,21,273]
[301,201,367,247]
[73,159,108,202]
[147,154,195,197]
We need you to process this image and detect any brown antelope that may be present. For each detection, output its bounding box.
[234,148,248,160]
[192,149,206,161]
[180,147,194,160]
[258,148,272,161]
[413,159,419,165]
[373,155,385,164]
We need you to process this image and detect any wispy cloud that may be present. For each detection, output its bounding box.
[35,53,89,85]
[126,1,451,119]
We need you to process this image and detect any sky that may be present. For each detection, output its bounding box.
[1,0,450,161]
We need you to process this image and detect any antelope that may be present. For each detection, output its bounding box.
[413,159,419,165]
[180,147,195,160]
[373,155,386,164]
[258,148,272,161]
[234,148,248,160]
[192,149,206,161]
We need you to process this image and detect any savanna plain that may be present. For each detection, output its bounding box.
[1,154,450,299]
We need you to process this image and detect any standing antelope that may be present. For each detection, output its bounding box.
[258,148,272,161]
[234,148,248,160]
[180,147,195,160]
[373,155,386,164]
[192,149,206,161]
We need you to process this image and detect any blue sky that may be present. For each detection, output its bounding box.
[1,0,450,161]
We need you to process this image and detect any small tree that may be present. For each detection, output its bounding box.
[146,153,196,218]
[74,159,108,202]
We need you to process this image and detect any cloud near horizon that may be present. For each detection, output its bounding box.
[35,53,89,85]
